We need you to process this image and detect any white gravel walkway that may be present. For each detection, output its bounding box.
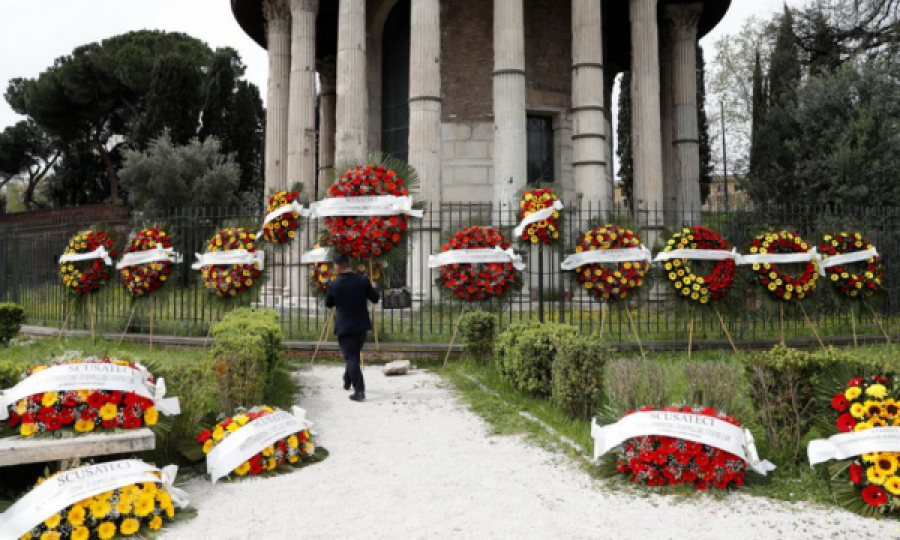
[160,367,895,540]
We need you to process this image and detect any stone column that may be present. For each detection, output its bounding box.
[666,4,703,226]
[335,0,368,162]
[317,55,337,197]
[492,0,527,217]
[287,0,319,195]
[571,0,609,216]
[659,30,678,228]
[629,0,664,247]
[262,0,291,192]
[409,0,442,299]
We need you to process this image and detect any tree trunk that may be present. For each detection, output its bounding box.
[93,140,120,204]
[23,151,59,211]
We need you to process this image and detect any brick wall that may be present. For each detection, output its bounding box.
[524,0,572,110]
[0,205,130,234]
[441,0,494,124]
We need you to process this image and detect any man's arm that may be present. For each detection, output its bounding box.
[367,279,380,304]
[325,282,336,308]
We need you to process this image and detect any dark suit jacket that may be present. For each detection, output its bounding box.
[325,272,380,336]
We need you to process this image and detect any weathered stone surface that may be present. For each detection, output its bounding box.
[382,360,412,376]
[0,429,156,467]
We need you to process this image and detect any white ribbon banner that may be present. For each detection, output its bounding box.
[305,196,424,220]
[591,411,775,475]
[58,246,113,267]
[513,200,565,238]
[808,427,900,465]
[817,247,880,277]
[560,246,653,271]
[116,247,183,270]
[301,247,331,265]
[191,249,265,271]
[737,248,819,267]
[206,407,310,483]
[654,248,741,263]
[0,363,181,420]
[0,460,188,540]
[256,201,306,239]
[427,247,526,272]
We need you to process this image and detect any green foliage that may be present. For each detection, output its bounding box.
[458,311,498,363]
[0,303,25,345]
[697,44,714,204]
[496,323,578,397]
[137,54,204,148]
[551,336,608,420]
[741,344,837,466]
[615,71,634,206]
[0,120,58,211]
[120,133,243,214]
[211,308,285,411]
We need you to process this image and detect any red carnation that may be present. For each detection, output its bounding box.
[831,394,849,412]
[862,485,888,507]
[87,392,106,409]
[849,462,864,484]
[8,411,20,428]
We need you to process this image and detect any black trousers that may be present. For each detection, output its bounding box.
[338,331,367,394]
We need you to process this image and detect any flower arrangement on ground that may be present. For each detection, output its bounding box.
[196,227,262,298]
[1,357,167,437]
[434,226,522,302]
[748,231,818,302]
[820,373,900,517]
[59,230,117,296]
[818,232,883,299]
[119,228,176,297]
[609,406,748,490]
[196,406,320,480]
[569,225,649,302]
[660,227,736,305]
[516,187,563,248]
[260,190,304,245]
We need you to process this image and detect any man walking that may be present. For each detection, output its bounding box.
[325,252,380,402]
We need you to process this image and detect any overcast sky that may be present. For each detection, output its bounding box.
[0,0,799,131]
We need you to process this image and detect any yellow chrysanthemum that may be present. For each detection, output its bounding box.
[144,407,159,426]
[886,476,900,496]
[71,527,89,540]
[262,445,274,457]
[212,426,225,442]
[20,423,36,436]
[44,513,61,529]
[227,422,240,433]
[156,489,172,507]
[90,499,111,519]
[39,532,60,540]
[135,494,156,517]
[120,517,140,536]
[845,386,862,400]
[867,384,888,398]
[288,435,299,448]
[235,461,251,476]
[99,403,118,422]
[67,505,86,527]
[41,392,58,407]
[149,516,164,531]
[115,498,133,515]
[74,419,94,433]
[203,439,214,454]
[868,466,888,485]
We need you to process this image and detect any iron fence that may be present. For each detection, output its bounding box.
[1,201,898,345]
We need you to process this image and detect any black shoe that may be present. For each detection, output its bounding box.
[349,393,366,402]
[343,379,351,391]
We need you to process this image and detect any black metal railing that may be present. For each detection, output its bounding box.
[2,201,897,344]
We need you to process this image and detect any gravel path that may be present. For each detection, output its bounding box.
[160,367,893,540]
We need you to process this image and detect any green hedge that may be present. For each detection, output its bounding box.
[212,308,285,411]
[459,311,498,363]
[496,322,578,397]
[0,303,25,345]
[551,336,609,420]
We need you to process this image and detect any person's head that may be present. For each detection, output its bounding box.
[333,252,351,273]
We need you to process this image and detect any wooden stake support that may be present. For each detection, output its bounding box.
[58,307,74,344]
[89,295,97,343]
[850,309,858,348]
[864,300,892,344]
[117,303,138,348]
[779,303,785,346]
[149,300,155,349]
[310,309,335,367]
[688,305,695,358]
[624,305,646,360]
[443,310,466,368]
[714,306,739,354]
[799,302,825,349]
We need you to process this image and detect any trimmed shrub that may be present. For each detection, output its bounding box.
[494,322,531,379]
[551,336,609,420]
[459,311,498,363]
[0,303,25,345]
[212,308,284,410]
[497,323,578,397]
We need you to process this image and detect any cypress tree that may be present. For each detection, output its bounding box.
[696,44,714,204]
[748,50,767,180]
[616,72,634,207]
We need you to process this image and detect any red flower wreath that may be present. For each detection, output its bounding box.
[612,406,747,490]
[661,227,736,304]
[261,190,302,244]
[436,226,519,302]
[121,228,175,297]
[199,228,262,298]
[749,231,818,302]
[310,244,384,294]
[818,232,883,299]
[325,164,411,260]
[59,230,117,296]
[572,225,649,302]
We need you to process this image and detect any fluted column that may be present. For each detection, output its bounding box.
[287,0,319,197]
[629,0,664,246]
[666,4,703,226]
[317,55,337,197]
[492,0,527,216]
[572,0,609,215]
[336,0,368,162]
[262,0,291,192]
[409,0,442,206]
[660,30,678,228]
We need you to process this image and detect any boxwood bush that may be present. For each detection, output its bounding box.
[458,310,498,363]
[0,303,25,345]
[551,336,609,420]
[497,322,578,397]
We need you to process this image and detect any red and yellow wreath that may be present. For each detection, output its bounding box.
[516,187,563,247]
[197,228,262,298]
[570,225,649,302]
[261,190,303,244]
[748,231,818,302]
[120,228,176,297]
[310,244,384,294]
[435,226,521,302]
[661,227,737,304]
[818,232,882,299]
[59,230,116,296]
[324,164,412,260]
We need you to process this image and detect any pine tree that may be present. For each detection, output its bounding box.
[697,44,714,204]
[228,81,265,195]
[616,72,634,207]
[138,55,204,148]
